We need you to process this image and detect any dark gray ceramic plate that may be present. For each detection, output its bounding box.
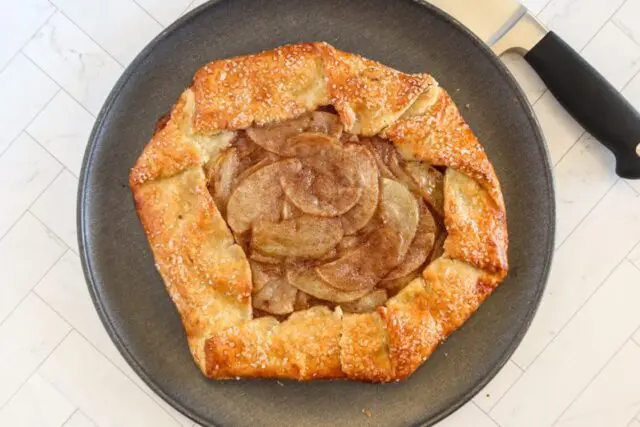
[78,0,555,426]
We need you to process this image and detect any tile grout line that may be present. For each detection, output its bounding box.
[470,358,525,416]
[0,245,67,331]
[577,0,628,53]
[534,1,607,53]
[484,361,525,414]
[627,238,640,268]
[0,84,61,159]
[470,391,492,418]
[628,256,640,276]
[615,47,640,94]
[60,408,80,427]
[623,179,640,196]
[529,87,546,106]
[0,368,77,421]
[28,202,78,255]
[20,54,98,120]
[0,160,65,245]
[554,178,620,251]
[528,88,585,171]
[0,4,57,76]
[489,245,640,413]
[0,167,71,327]
[54,10,126,69]
[469,400,500,425]
[131,0,165,28]
[549,316,640,426]
[509,357,525,372]
[0,211,29,252]
[19,9,123,118]
[531,88,547,108]
[551,129,587,169]
[633,327,640,346]
[0,325,72,413]
[25,309,101,425]
[0,372,40,413]
[4,6,59,73]
[22,167,66,220]
[535,0,554,18]
[521,248,640,371]
[182,0,199,15]
[512,360,524,373]
[24,128,81,180]
[527,86,584,174]
[0,51,22,77]
[0,7,60,160]
[622,67,640,93]
[485,369,523,424]
[18,326,86,419]
[555,246,640,361]
[32,291,185,426]
[611,18,640,50]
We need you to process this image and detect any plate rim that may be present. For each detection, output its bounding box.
[77,1,555,425]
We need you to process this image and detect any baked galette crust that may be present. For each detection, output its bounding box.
[130,42,508,382]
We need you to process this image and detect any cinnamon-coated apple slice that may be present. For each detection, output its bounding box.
[287,268,369,303]
[384,200,436,281]
[379,178,420,258]
[249,261,283,294]
[226,159,301,234]
[280,166,362,217]
[316,226,402,291]
[250,250,284,265]
[206,147,240,216]
[283,132,338,157]
[366,137,399,179]
[404,162,445,216]
[251,278,298,315]
[252,215,343,259]
[340,289,388,313]
[246,114,312,155]
[379,271,420,295]
[340,145,380,234]
[309,111,343,138]
[231,152,279,189]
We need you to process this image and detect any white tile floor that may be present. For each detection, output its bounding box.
[0,0,639,426]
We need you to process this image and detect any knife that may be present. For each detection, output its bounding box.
[428,0,640,179]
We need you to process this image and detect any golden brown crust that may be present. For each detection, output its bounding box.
[132,167,252,367]
[130,91,202,187]
[204,307,344,379]
[383,89,505,210]
[317,43,435,136]
[340,311,393,382]
[443,169,508,275]
[381,280,442,379]
[130,42,509,382]
[192,44,328,134]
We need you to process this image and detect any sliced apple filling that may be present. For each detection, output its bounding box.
[204,110,446,317]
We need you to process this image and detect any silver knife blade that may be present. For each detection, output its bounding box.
[428,0,527,46]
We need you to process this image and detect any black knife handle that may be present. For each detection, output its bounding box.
[524,31,640,179]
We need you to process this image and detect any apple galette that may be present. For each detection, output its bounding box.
[129,43,508,382]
